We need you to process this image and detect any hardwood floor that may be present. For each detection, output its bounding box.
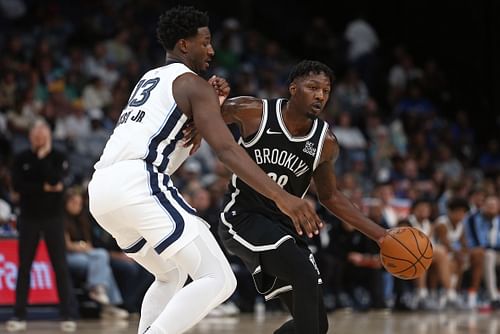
[4,310,499,334]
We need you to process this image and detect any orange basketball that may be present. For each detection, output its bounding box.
[380,226,433,280]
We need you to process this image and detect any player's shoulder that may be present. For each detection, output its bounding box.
[320,124,339,155]
[146,63,194,79]
[226,96,262,109]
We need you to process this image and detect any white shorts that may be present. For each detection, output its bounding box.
[88,159,201,258]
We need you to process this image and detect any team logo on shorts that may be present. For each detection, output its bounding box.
[303,141,316,156]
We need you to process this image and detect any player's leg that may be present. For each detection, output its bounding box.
[92,207,189,333]
[147,221,236,334]
[484,249,499,302]
[274,286,328,334]
[467,247,485,308]
[129,247,187,334]
[260,239,327,334]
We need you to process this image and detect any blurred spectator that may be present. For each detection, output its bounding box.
[63,187,129,319]
[0,70,17,112]
[450,110,475,162]
[331,68,370,124]
[435,145,463,181]
[303,17,338,65]
[81,77,112,111]
[433,198,476,308]
[345,200,387,310]
[8,120,77,331]
[387,47,423,106]
[344,15,379,92]
[465,196,500,309]
[468,186,486,214]
[398,198,456,309]
[479,139,500,177]
[395,81,435,120]
[373,182,398,228]
[104,29,134,66]
[333,112,367,173]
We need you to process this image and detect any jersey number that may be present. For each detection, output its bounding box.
[128,78,160,107]
[267,172,288,188]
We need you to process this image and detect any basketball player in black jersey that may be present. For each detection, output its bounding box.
[216,60,388,334]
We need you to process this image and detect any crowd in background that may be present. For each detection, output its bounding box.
[1,0,500,319]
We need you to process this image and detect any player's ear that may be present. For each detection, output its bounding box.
[289,82,297,96]
[178,39,189,54]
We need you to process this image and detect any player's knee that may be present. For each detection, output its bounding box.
[293,264,318,287]
[91,248,109,261]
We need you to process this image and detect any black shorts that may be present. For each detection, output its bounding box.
[218,211,321,300]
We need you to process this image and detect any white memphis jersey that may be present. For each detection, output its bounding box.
[435,215,463,245]
[95,62,194,175]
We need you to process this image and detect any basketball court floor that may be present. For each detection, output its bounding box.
[4,310,499,334]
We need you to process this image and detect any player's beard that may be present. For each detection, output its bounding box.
[306,112,318,120]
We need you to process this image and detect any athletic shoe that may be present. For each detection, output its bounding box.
[89,285,110,305]
[60,320,77,332]
[6,319,27,332]
[101,305,129,319]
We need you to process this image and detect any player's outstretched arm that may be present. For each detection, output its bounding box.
[313,132,387,244]
[174,74,322,237]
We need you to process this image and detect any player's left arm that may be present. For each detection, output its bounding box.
[313,132,388,244]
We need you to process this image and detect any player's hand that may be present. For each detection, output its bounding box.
[275,193,323,238]
[182,121,202,155]
[208,75,230,105]
[376,230,389,247]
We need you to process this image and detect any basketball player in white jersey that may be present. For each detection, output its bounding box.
[87,6,322,334]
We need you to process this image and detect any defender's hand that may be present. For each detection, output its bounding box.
[208,75,230,105]
[182,121,202,155]
[275,193,323,238]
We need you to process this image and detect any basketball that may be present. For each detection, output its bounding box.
[380,227,433,280]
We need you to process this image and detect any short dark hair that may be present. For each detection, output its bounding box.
[447,197,470,212]
[157,6,209,51]
[411,197,432,210]
[287,60,334,86]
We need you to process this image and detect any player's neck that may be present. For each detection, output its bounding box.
[165,52,187,67]
[281,100,314,136]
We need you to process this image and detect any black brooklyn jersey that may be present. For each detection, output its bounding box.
[222,98,329,221]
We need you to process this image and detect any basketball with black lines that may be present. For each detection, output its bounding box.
[380,227,433,280]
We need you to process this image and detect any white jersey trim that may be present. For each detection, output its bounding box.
[220,174,294,251]
[241,99,268,148]
[276,98,318,142]
[313,122,329,170]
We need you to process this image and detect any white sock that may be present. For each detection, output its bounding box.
[446,289,457,301]
[418,288,428,299]
[450,274,458,289]
[467,291,477,308]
